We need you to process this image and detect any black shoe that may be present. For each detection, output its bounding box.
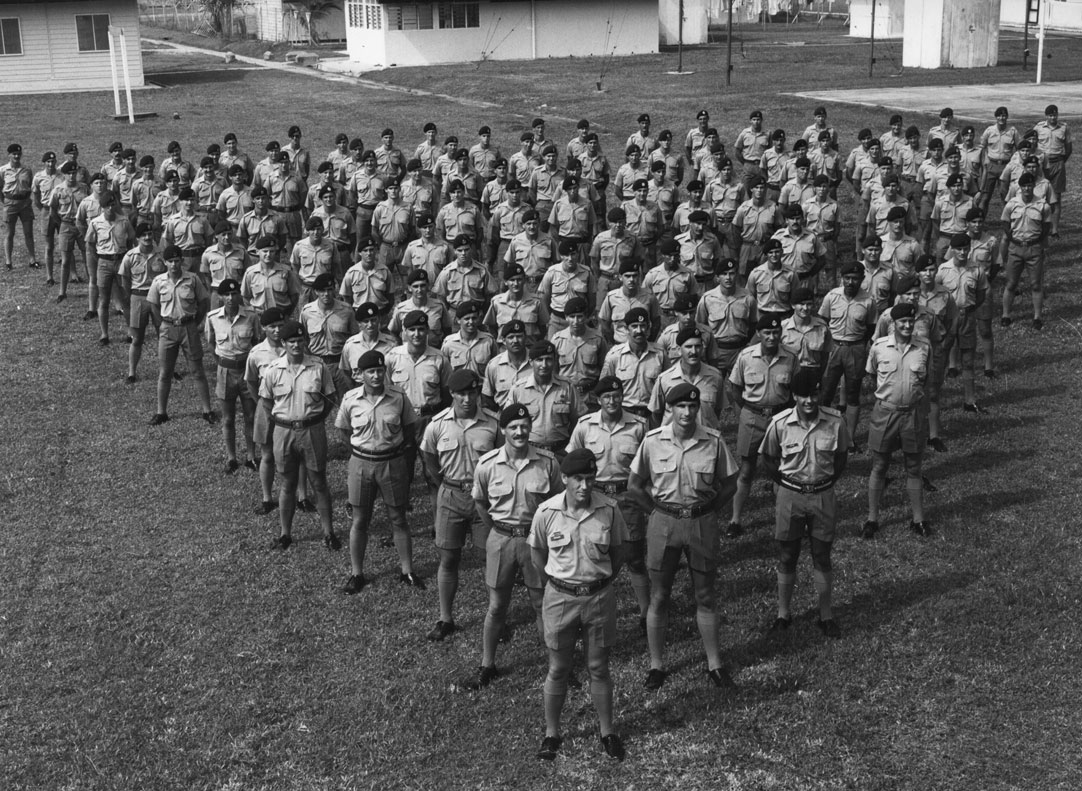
[124,336,133,344]
[946,367,959,379]
[910,520,933,537]
[465,665,499,690]
[202,411,219,425]
[399,572,426,589]
[922,476,938,493]
[536,736,562,761]
[849,443,864,455]
[707,667,736,688]
[254,500,277,515]
[1000,316,1012,327]
[498,623,513,643]
[45,277,56,285]
[379,534,395,548]
[149,413,169,426]
[243,459,259,471]
[125,374,137,384]
[225,459,239,474]
[600,733,626,761]
[1032,318,1044,331]
[427,620,456,641]
[273,535,292,550]
[861,520,878,539]
[98,337,110,346]
[56,294,66,303]
[297,498,317,513]
[342,574,367,594]
[817,618,841,638]
[71,274,83,283]
[770,616,792,632]
[984,369,997,379]
[323,533,342,551]
[82,310,97,320]
[643,668,668,690]
[928,437,947,453]
[172,371,184,381]
[725,522,743,539]
[963,402,987,414]
[28,260,41,269]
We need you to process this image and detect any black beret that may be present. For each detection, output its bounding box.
[503,262,525,280]
[618,258,640,275]
[950,233,971,249]
[502,319,527,337]
[406,269,429,284]
[564,297,589,316]
[279,320,304,341]
[896,275,919,293]
[665,382,700,405]
[658,237,679,255]
[890,302,917,320]
[313,272,336,290]
[499,402,531,428]
[217,278,241,296]
[306,216,325,231]
[162,244,183,260]
[403,310,429,329]
[675,326,703,346]
[593,375,623,397]
[886,206,907,222]
[560,448,598,476]
[260,307,286,326]
[354,303,381,321]
[448,368,480,392]
[529,340,556,359]
[756,313,783,331]
[456,300,483,317]
[254,236,277,250]
[790,368,821,398]
[673,293,697,312]
[624,307,650,326]
[356,350,385,370]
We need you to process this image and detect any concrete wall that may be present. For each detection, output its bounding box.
[661,0,708,46]
[1001,0,1082,32]
[903,0,1001,69]
[346,0,658,69]
[0,0,144,94]
[849,0,905,39]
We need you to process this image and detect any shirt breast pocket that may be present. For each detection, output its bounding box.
[488,481,512,500]
[547,529,573,553]
[552,400,571,426]
[583,523,611,562]
[615,439,639,466]
[690,459,715,489]
[390,368,411,386]
[877,359,898,376]
[745,370,765,387]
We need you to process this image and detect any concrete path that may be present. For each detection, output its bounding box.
[143,38,499,109]
[790,81,1082,121]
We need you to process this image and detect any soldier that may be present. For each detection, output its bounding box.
[659,293,720,369]
[201,220,250,299]
[600,307,664,421]
[482,319,532,412]
[651,327,726,430]
[727,314,799,536]
[781,286,830,377]
[421,368,500,641]
[643,236,697,328]
[758,368,850,637]
[508,340,580,459]
[551,297,608,409]
[241,235,301,315]
[119,222,166,382]
[863,302,932,539]
[628,383,739,690]
[341,302,398,386]
[696,258,756,376]
[999,172,1051,330]
[389,269,452,348]
[300,272,358,399]
[291,217,338,304]
[529,447,629,762]
[565,377,651,637]
[147,245,216,426]
[337,350,424,592]
[441,299,499,374]
[85,191,136,344]
[206,279,262,473]
[259,320,339,551]
[467,403,562,690]
[599,259,662,345]
[484,263,546,343]
[402,213,455,284]
[538,240,596,338]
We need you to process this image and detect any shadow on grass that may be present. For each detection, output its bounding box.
[921,447,1037,483]
[149,68,254,87]
[984,382,1068,408]
[932,485,1043,522]
[1000,347,1082,375]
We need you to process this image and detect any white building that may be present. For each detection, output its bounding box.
[341,0,658,69]
[243,0,347,44]
[1001,0,1082,32]
[0,0,144,94]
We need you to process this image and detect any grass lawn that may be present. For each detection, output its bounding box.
[2,25,1081,790]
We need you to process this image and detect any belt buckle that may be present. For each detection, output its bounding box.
[677,506,692,519]
[512,525,528,538]
[573,584,589,596]
[291,420,305,430]
[801,483,814,495]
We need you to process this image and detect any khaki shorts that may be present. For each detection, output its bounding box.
[129,295,158,332]
[59,221,81,252]
[2,202,32,225]
[542,583,617,651]
[1045,159,1066,194]
[737,407,773,458]
[434,485,487,550]
[867,402,927,455]
[96,256,121,291]
[1006,242,1045,289]
[216,365,255,403]
[273,423,328,475]
[253,406,272,446]
[485,529,542,589]
[159,322,203,361]
[646,510,719,574]
[774,486,837,542]
[346,453,409,509]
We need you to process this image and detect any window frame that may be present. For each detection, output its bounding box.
[75,13,111,54]
[0,16,23,57]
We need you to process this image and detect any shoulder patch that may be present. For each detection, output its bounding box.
[478,447,501,462]
[645,426,664,437]
[820,405,843,418]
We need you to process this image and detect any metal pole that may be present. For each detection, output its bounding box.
[1036,0,1046,83]
[677,0,684,73]
[727,0,733,86]
[107,28,121,116]
[868,0,876,78]
[119,28,135,124]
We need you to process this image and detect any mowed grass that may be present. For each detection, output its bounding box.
[2,27,1082,790]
